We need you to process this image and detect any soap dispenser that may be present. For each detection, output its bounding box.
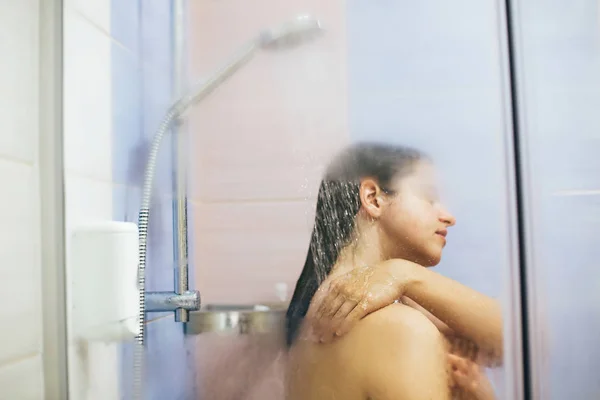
[70,221,140,342]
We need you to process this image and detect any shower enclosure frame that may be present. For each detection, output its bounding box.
[39,0,69,398]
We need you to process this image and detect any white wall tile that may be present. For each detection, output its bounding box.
[64,175,113,231]
[64,8,112,181]
[65,0,111,35]
[0,0,39,163]
[0,161,42,365]
[0,0,43,395]
[0,355,44,400]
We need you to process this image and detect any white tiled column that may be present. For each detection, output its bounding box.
[0,0,45,398]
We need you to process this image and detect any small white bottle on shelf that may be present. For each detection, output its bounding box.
[275,282,289,302]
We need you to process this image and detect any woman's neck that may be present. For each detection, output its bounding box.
[331,223,388,276]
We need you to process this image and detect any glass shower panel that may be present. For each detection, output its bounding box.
[509,0,600,398]
[62,0,528,397]
[186,0,523,399]
[346,1,522,398]
[186,1,348,398]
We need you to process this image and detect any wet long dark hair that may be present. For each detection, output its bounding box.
[285,142,427,347]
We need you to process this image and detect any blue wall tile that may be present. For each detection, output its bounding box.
[517,3,600,395]
[112,184,141,224]
[144,188,176,292]
[140,0,173,73]
[144,317,197,400]
[537,195,600,398]
[111,1,195,399]
[111,0,140,54]
[346,0,511,299]
[140,63,174,196]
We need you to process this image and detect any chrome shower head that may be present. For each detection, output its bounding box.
[258,14,323,50]
[168,14,325,116]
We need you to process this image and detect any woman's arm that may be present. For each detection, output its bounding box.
[400,296,454,335]
[404,265,503,365]
[309,259,503,365]
[401,296,501,367]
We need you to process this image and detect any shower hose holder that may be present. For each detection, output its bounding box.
[145,287,201,314]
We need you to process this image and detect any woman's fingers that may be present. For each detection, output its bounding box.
[451,369,473,391]
[448,353,470,373]
[448,354,477,398]
[320,300,358,342]
[309,277,363,337]
[313,294,345,337]
[334,300,369,337]
[306,282,333,320]
[313,284,397,340]
[307,268,404,341]
[448,353,496,399]
[315,292,343,319]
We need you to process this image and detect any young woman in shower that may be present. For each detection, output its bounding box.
[285,142,502,400]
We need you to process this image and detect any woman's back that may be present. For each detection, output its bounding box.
[286,304,451,400]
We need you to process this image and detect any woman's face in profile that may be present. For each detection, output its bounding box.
[379,161,456,266]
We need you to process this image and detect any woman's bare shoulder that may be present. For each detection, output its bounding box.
[290,304,438,362]
[328,303,443,368]
[287,304,449,400]
[353,304,450,399]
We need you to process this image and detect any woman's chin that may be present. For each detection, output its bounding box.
[397,248,442,267]
[424,251,442,267]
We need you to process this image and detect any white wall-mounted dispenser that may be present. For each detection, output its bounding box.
[70,221,140,342]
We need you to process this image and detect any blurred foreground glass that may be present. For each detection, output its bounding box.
[508,0,600,398]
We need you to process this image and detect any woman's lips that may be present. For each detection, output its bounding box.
[436,229,447,246]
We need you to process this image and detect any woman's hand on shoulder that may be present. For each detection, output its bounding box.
[306,259,425,343]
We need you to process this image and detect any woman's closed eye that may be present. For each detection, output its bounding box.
[422,195,438,205]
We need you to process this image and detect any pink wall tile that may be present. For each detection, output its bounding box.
[188,0,348,304]
[191,200,315,305]
[187,0,348,202]
[188,2,347,397]
[194,332,286,400]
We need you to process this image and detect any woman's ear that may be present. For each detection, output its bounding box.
[359,178,385,219]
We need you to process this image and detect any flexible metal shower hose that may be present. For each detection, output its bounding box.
[132,41,257,400]
[133,97,189,399]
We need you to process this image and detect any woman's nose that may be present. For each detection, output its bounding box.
[439,207,456,227]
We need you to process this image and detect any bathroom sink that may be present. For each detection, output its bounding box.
[185,303,287,336]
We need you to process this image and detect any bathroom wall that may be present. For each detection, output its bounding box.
[188,0,348,305]
[0,0,45,398]
[63,0,195,398]
[347,0,514,296]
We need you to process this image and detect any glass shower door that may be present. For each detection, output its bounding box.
[507,1,600,398]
